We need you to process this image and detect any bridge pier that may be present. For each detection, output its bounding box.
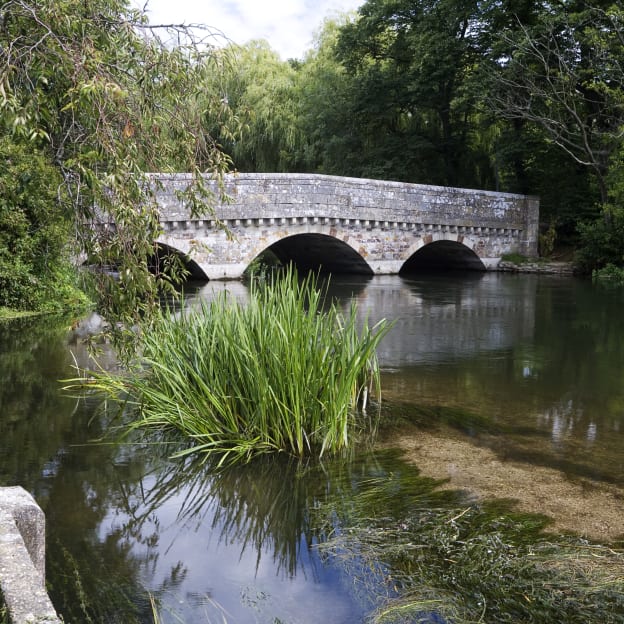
[480,258,504,270]
[200,263,249,280]
[369,260,404,275]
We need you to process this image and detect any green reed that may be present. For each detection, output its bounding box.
[83,269,391,463]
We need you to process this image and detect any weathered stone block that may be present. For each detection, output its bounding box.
[0,487,61,624]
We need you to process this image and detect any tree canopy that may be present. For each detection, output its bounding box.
[486,2,624,204]
[0,0,240,343]
[220,0,623,264]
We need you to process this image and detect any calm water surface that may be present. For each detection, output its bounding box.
[0,273,623,622]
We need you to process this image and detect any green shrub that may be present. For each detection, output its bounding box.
[500,252,530,264]
[576,205,624,273]
[0,138,84,311]
[592,262,624,285]
[79,270,392,463]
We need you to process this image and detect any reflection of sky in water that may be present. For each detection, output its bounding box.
[96,470,377,623]
[537,399,599,446]
[537,399,583,445]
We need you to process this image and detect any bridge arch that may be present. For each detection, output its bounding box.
[400,237,486,274]
[246,233,374,276]
[151,242,208,280]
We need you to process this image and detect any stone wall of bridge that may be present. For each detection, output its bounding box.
[150,173,539,279]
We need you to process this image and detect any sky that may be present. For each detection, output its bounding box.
[134,0,364,60]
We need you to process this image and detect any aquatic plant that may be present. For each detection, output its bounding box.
[81,269,391,463]
[0,595,7,624]
[313,468,624,624]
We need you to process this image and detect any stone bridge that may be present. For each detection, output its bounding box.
[151,173,539,280]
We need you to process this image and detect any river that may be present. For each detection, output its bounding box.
[0,272,623,622]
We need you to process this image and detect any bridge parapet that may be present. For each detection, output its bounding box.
[152,173,538,252]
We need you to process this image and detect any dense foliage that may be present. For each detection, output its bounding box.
[0,0,239,336]
[0,138,86,311]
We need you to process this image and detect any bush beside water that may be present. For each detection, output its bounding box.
[592,262,624,285]
[82,270,391,463]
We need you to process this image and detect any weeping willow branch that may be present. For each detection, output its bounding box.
[0,0,244,354]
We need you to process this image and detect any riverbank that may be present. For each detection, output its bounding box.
[496,259,577,275]
[0,290,92,321]
[0,308,44,320]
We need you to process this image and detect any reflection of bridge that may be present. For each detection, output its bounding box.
[347,273,537,365]
[180,273,537,364]
[152,173,539,279]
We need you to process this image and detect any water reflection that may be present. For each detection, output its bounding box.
[0,316,79,485]
[366,274,624,485]
[86,450,407,623]
[341,273,537,365]
[136,454,325,579]
[1,274,624,622]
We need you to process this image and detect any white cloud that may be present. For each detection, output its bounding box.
[135,0,363,59]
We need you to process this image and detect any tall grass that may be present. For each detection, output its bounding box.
[82,269,391,464]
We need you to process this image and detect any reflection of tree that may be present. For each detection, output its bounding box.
[41,406,179,623]
[110,447,450,586]
[128,453,333,580]
[0,317,182,623]
[0,316,77,485]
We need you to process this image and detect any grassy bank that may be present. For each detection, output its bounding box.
[0,273,92,321]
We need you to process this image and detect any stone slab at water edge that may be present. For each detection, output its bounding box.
[0,487,61,624]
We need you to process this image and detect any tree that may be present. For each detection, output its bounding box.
[293,16,362,175]
[576,129,624,271]
[0,0,239,348]
[206,41,304,172]
[0,137,82,311]
[485,3,624,204]
[331,0,490,187]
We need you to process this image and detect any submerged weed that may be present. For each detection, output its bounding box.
[314,466,624,624]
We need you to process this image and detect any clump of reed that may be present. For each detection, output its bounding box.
[83,269,391,464]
